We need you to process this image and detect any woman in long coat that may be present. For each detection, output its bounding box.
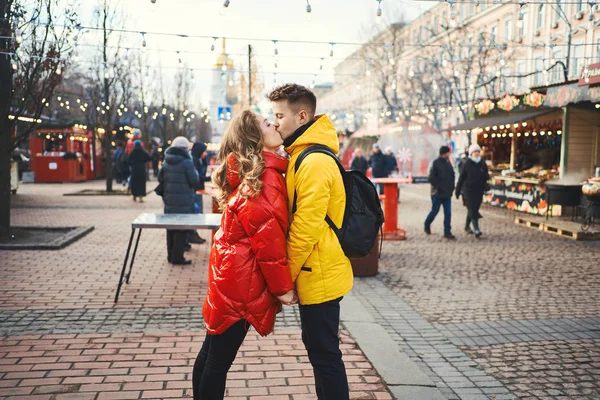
[456,144,490,238]
[128,140,151,202]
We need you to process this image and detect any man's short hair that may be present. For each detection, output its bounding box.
[266,84,317,117]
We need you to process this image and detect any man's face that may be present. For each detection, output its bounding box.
[442,152,450,160]
[355,149,363,158]
[272,100,306,140]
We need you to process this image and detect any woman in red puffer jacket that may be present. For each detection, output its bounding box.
[192,110,296,400]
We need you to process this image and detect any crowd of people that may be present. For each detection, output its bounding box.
[350,144,398,194]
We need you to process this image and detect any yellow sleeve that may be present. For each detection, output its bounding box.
[287,153,336,281]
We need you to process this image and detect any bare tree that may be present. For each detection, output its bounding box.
[0,0,77,237]
[84,0,131,192]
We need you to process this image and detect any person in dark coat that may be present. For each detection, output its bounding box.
[456,144,490,238]
[189,142,212,244]
[151,145,160,177]
[384,147,398,176]
[128,140,151,202]
[113,143,124,183]
[350,147,369,174]
[158,136,200,265]
[369,144,387,194]
[425,146,456,239]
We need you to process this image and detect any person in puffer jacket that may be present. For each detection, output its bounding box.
[192,110,295,400]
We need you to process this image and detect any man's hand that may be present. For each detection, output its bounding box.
[277,290,298,306]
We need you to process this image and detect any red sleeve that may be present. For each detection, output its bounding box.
[238,170,293,297]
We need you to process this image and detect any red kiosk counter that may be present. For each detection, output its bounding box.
[30,123,104,183]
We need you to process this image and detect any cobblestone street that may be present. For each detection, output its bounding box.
[1,181,599,399]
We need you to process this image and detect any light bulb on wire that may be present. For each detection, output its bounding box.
[376,0,383,25]
[329,42,335,57]
[211,37,217,51]
[220,0,230,15]
[141,32,147,48]
[306,0,312,21]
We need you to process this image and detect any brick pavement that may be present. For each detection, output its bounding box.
[1,181,393,399]
[3,181,600,399]
[372,185,600,399]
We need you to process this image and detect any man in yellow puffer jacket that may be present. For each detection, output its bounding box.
[268,84,352,400]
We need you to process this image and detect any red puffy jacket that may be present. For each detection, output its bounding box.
[203,151,294,336]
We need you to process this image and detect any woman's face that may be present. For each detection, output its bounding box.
[258,114,283,152]
[471,151,481,158]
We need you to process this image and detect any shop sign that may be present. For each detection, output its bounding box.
[546,83,600,107]
[485,178,549,215]
[578,62,600,86]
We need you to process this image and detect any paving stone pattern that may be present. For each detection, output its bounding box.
[0,307,301,337]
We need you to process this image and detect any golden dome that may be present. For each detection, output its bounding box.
[214,38,235,69]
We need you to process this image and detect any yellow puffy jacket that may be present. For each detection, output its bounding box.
[284,115,353,305]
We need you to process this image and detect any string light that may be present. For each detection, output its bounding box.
[273,40,278,56]
[221,0,230,15]
[517,1,527,29]
[306,0,312,21]
[376,0,383,25]
[211,37,217,51]
[55,63,62,75]
[329,42,335,57]
[141,32,147,48]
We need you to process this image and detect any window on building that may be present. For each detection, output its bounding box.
[478,31,486,52]
[537,4,544,30]
[503,16,513,41]
[570,43,584,78]
[553,5,561,25]
[516,61,526,90]
[534,58,544,85]
[442,10,447,28]
[433,16,439,35]
[519,10,528,38]
[490,24,497,45]
[576,0,584,13]
[552,49,564,82]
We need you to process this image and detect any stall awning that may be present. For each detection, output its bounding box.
[447,108,561,132]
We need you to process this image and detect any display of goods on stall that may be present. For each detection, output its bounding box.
[497,94,520,111]
[523,91,546,108]
[582,179,600,198]
[486,177,549,215]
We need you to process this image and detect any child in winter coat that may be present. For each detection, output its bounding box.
[192,110,296,399]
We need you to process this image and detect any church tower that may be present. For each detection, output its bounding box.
[209,38,236,144]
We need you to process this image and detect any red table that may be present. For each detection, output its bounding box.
[372,177,412,240]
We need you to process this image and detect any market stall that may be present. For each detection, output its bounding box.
[30,122,103,183]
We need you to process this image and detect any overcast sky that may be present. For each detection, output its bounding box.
[74,0,434,109]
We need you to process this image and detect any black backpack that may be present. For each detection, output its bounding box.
[292,145,384,258]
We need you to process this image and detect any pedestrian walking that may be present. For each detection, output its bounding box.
[384,146,398,176]
[350,147,369,174]
[128,140,151,202]
[157,136,200,265]
[369,144,387,194]
[268,83,352,400]
[424,145,456,239]
[193,110,296,400]
[456,144,490,238]
[151,145,160,178]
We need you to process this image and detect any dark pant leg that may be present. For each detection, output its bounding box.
[465,216,472,230]
[377,183,384,195]
[299,298,349,400]
[442,198,452,234]
[192,320,249,400]
[472,217,480,232]
[425,197,442,229]
[166,230,174,262]
[171,230,186,262]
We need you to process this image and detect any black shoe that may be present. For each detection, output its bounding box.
[184,244,191,252]
[189,236,206,244]
[465,227,474,234]
[475,230,482,238]
[172,259,192,265]
[424,226,431,235]
[444,233,456,240]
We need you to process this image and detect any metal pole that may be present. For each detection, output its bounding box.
[248,45,252,107]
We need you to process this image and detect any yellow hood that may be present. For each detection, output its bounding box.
[284,115,339,156]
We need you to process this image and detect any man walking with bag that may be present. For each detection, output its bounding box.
[425,145,456,239]
[268,84,352,400]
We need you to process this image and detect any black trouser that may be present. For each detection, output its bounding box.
[192,320,249,400]
[166,230,186,262]
[299,297,349,400]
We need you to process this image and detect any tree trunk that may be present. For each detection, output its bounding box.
[102,0,113,192]
[0,3,13,238]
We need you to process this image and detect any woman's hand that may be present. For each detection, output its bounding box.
[278,290,298,306]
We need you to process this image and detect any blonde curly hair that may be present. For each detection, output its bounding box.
[212,110,265,210]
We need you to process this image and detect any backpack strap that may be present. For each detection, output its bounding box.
[291,145,344,232]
